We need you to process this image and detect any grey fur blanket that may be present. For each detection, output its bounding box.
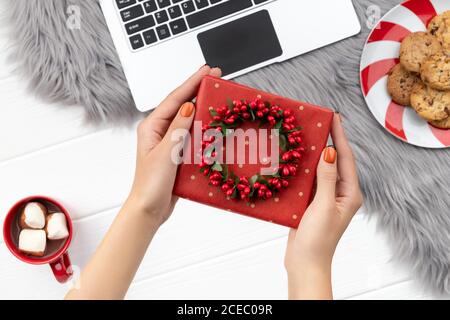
[4,0,450,295]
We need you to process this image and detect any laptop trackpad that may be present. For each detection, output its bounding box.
[197,10,283,76]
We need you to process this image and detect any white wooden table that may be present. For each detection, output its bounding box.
[0,9,442,300]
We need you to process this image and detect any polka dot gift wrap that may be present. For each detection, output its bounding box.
[173,76,333,228]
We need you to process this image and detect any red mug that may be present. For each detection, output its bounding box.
[3,196,73,283]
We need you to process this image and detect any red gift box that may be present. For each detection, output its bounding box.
[173,76,333,228]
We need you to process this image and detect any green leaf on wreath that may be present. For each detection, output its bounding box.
[249,174,259,185]
[258,118,267,128]
[249,108,256,121]
[286,126,303,133]
[221,127,227,135]
[275,119,283,130]
[222,164,229,180]
[226,98,234,110]
[211,162,223,172]
[209,109,218,117]
[208,121,221,127]
[280,134,287,151]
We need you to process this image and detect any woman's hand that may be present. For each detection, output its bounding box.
[66,66,221,300]
[128,65,222,226]
[284,113,363,300]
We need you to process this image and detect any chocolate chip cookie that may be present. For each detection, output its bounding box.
[387,64,420,106]
[430,116,450,129]
[428,10,450,53]
[400,32,442,73]
[421,52,450,90]
[410,81,450,121]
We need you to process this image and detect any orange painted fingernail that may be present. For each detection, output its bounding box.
[323,145,337,164]
[180,102,195,117]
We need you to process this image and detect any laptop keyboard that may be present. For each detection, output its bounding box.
[115,0,272,50]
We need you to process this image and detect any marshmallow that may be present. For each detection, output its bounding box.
[20,202,47,229]
[19,229,47,257]
[46,213,69,240]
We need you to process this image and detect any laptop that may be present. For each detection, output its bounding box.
[100,0,361,112]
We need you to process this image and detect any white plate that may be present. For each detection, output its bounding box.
[360,0,450,148]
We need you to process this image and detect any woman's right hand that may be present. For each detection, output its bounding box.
[284,113,363,300]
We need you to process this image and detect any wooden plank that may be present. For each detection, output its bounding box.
[0,203,288,299]
[2,208,414,299]
[0,198,425,300]
[0,129,137,225]
[332,216,411,297]
[127,214,414,299]
[0,85,97,162]
[0,248,70,299]
[0,21,99,162]
[347,279,450,300]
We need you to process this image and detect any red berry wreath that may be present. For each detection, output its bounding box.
[198,98,304,203]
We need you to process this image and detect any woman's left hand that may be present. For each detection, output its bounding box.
[66,66,221,300]
[128,65,222,226]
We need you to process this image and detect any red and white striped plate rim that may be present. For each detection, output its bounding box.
[360,0,450,148]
